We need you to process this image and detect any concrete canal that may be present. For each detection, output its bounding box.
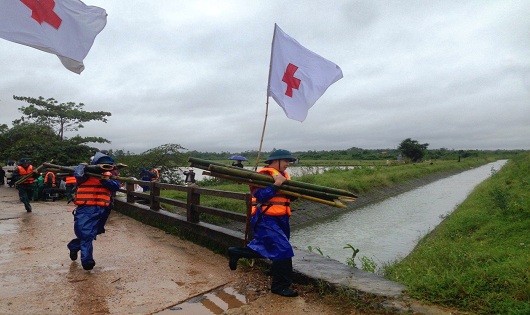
[290,160,508,268]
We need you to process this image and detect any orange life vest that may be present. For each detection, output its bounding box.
[74,177,111,207]
[17,165,34,184]
[44,171,56,186]
[251,167,291,216]
[151,168,160,180]
[65,176,77,185]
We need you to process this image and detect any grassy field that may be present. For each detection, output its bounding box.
[292,157,497,194]
[384,153,529,314]
[162,156,499,214]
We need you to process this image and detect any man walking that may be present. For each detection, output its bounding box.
[67,152,120,270]
[12,158,37,212]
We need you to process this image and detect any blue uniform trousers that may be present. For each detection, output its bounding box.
[67,205,106,266]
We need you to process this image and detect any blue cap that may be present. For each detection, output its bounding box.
[265,149,296,163]
[91,152,115,165]
[19,158,31,164]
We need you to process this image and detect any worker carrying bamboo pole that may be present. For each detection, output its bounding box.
[228,149,300,297]
[12,157,39,212]
[66,152,121,271]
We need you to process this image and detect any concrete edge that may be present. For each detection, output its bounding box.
[293,249,406,298]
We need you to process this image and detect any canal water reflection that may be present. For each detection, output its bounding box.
[290,160,508,268]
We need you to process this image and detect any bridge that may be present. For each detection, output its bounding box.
[0,181,417,314]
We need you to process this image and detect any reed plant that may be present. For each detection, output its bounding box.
[384,153,529,314]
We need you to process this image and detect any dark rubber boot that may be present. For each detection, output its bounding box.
[270,258,298,297]
[228,247,262,270]
[69,249,78,261]
[67,240,80,261]
[82,260,96,270]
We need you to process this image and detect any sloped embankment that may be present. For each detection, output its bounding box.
[290,168,467,229]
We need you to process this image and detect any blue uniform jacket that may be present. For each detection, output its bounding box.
[247,184,294,260]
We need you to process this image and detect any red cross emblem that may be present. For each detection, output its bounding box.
[20,0,62,30]
[282,63,301,97]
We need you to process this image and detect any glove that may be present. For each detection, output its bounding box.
[74,164,86,177]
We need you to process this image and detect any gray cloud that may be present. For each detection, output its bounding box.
[1,0,528,154]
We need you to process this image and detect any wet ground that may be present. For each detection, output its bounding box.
[0,187,353,315]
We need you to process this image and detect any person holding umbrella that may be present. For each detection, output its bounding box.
[232,161,244,168]
[229,155,247,168]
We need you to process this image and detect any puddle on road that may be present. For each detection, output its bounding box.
[155,286,248,314]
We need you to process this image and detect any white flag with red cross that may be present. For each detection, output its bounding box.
[0,0,107,74]
[267,24,343,122]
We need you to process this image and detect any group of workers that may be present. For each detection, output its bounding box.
[7,149,300,297]
[9,152,120,271]
[6,158,77,211]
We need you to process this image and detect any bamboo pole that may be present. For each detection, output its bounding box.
[190,157,357,208]
[189,157,357,199]
[206,170,339,202]
[208,164,346,202]
[42,163,131,181]
[204,171,346,208]
[14,163,46,186]
[189,157,258,172]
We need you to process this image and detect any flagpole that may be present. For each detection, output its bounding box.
[255,98,269,171]
[254,24,278,171]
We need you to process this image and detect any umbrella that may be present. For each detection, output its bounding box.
[228,155,248,161]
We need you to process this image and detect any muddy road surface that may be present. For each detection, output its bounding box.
[0,187,353,315]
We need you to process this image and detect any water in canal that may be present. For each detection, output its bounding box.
[290,160,508,268]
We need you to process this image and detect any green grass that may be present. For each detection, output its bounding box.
[160,180,249,219]
[299,158,496,194]
[160,157,497,216]
[384,153,530,314]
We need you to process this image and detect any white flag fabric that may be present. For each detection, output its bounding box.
[268,24,343,122]
[0,0,107,74]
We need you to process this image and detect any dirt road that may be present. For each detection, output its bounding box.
[0,187,352,314]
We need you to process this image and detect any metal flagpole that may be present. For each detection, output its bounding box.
[254,24,278,171]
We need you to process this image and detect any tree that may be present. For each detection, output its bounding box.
[398,138,429,162]
[116,143,188,184]
[0,122,97,165]
[12,95,111,140]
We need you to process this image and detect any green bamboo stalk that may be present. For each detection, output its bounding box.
[203,168,353,207]
[207,164,353,202]
[204,171,346,208]
[42,163,131,181]
[14,163,46,186]
[189,157,258,173]
[189,157,357,198]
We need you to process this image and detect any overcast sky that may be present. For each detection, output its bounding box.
[1,0,529,154]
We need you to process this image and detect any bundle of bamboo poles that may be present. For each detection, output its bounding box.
[41,162,130,181]
[189,157,357,208]
[14,163,47,186]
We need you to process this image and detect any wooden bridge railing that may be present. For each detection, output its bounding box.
[113,178,252,249]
